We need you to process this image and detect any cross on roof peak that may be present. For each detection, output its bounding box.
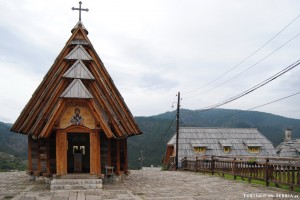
[72,1,89,21]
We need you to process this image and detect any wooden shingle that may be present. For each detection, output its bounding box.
[167,127,277,162]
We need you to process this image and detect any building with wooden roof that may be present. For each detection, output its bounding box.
[163,127,277,166]
[10,18,142,178]
[276,129,300,158]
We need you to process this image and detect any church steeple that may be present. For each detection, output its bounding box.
[71,21,88,35]
[11,9,142,138]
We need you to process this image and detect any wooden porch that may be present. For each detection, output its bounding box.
[27,129,128,178]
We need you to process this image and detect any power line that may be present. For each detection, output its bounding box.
[232,90,300,116]
[154,94,181,147]
[180,112,197,127]
[180,113,188,126]
[216,90,300,121]
[156,114,176,146]
[175,92,180,170]
[185,33,300,99]
[197,59,300,112]
[184,14,300,96]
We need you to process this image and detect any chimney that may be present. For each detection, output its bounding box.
[284,129,292,142]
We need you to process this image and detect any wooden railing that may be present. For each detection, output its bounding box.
[165,156,176,171]
[181,156,300,191]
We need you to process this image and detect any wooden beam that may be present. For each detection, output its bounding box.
[12,28,88,133]
[123,138,128,171]
[56,130,67,175]
[87,99,115,138]
[28,135,32,171]
[39,99,65,138]
[88,65,132,135]
[90,130,101,175]
[88,84,124,137]
[116,140,120,173]
[107,139,111,166]
[37,140,41,174]
[89,54,141,135]
[16,60,70,134]
[30,80,69,136]
[22,63,69,134]
[46,138,51,173]
[98,133,101,176]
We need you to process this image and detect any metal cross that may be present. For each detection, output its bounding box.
[72,1,89,21]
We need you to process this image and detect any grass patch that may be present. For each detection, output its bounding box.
[214,173,300,193]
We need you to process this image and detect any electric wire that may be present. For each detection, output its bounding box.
[231,90,300,117]
[185,33,300,99]
[183,14,300,96]
[155,114,177,161]
[156,114,176,146]
[180,114,188,126]
[197,59,300,112]
[180,112,197,127]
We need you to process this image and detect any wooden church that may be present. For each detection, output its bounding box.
[10,7,142,178]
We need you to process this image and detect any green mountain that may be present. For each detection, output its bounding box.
[1,109,300,170]
[0,151,27,172]
[0,122,28,171]
[127,109,300,169]
[0,122,27,158]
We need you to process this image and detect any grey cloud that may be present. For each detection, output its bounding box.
[0,25,55,74]
[138,73,179,91]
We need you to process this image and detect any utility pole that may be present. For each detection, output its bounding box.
[139,150,144,170]
[175,92,180,170]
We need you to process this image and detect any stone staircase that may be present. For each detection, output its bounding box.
[50,174,103,191]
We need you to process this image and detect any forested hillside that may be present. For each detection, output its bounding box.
[0,122,27,157]
[1,109,300,170]
[128,109,300,169]
[0,122,27,171]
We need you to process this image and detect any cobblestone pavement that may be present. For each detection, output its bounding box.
[0,170,299,200]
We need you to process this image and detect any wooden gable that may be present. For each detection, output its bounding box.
[63,60,95,80]
[60,79,93,99]
[65,45,93,60]
[11,21,142,139]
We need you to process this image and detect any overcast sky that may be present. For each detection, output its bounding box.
[1,0,300,123]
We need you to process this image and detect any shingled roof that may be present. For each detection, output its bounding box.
[168,127,277,162]
[276,129,300,158]
[10,21,142,139]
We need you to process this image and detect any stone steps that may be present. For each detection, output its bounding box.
[50,178,103,191]
[57,174,100,179]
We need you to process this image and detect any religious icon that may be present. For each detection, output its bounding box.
[70,108,84,125]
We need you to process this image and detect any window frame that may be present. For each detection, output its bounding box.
[248,146,260,153]
[193,147,206,153]
[223,146,231,153]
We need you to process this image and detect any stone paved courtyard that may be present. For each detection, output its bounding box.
[0,170,299,200]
